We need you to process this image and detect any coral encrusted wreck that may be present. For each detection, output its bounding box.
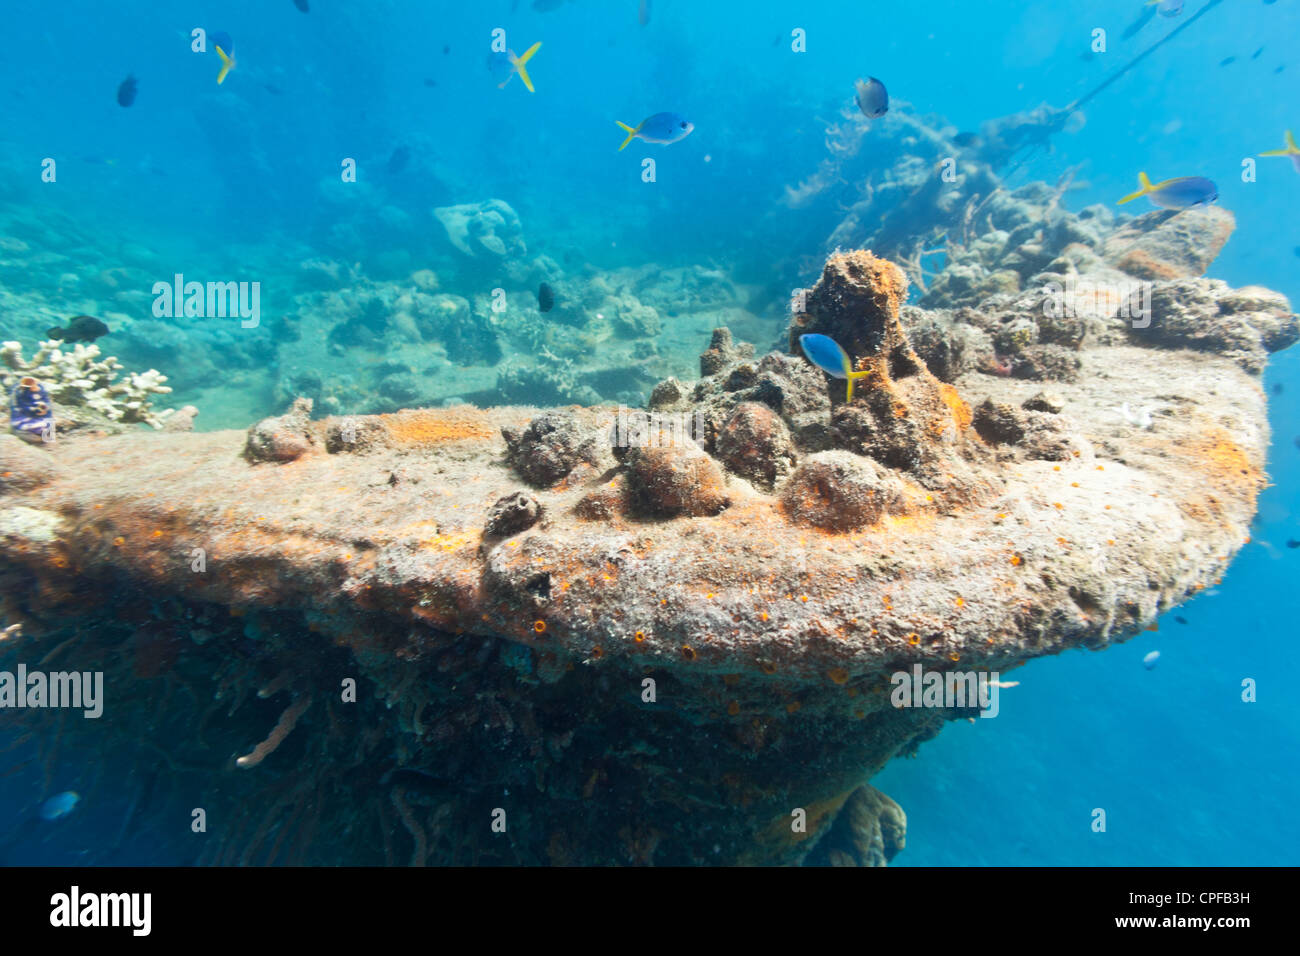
[0,224,1291,865]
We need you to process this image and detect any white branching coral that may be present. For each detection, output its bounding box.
[0,339,176,429]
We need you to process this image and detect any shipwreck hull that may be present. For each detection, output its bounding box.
[0,247,1288,865]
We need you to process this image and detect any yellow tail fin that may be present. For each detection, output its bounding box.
[512,42,541,93]
[1117,171,1153,205]
[1260,130,1300,157]
[616,121,639,151]
[845,369,871,403]
[216,46,234,85]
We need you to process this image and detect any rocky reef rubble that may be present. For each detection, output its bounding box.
[244,396,316,463]
[434,199,527,262]
[778,99,1257,380]
[918,188,1236,310]
[0,190,766,427]
[1132,280,1296,374]
[891,190,1297,386]
[501,410,603,487]
[269,198,763,417]
[0,236,1288,865]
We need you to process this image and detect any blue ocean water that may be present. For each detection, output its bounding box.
[0,0,1297,865]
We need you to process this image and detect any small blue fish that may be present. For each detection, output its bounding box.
[1260,130,1300,175]
[9,377,53,443]
[39,791,80,821]
[1117,172,1218,209]
[488,41,542,93]
[1142,650,1161,670]
[1148,0,1184,17]
[798,333,872,402]
[615,112,694,151]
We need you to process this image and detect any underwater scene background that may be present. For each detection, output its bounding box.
[1,0,1298,865]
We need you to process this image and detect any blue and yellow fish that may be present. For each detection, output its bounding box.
[615,112,694,151]
[1117,172,1217,209]
[799,333,871,402]
[1260,130,1300,174]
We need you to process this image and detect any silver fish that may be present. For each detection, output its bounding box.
[854,76,888,119]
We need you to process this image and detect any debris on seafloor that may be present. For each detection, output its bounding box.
[0,225,1293,864]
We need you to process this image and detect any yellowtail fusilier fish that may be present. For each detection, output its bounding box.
[798,333,871,402]
[1117,172,1217,209]
[615,112,694,151]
